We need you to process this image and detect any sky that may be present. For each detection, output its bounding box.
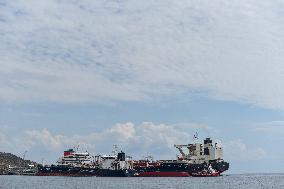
[1,0,284,174]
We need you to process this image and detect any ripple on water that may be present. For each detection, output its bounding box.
[0,174,284,189]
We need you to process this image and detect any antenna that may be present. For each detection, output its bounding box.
[41,158,45,166]
[193,132,198,141]
[73,143,80,151]
[112,144,118,155]
[23,150,28,160]
[143,155,153,162]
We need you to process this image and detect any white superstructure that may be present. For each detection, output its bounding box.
[174,138,223,164]
[57,149,93,167]
[95,151,133,170]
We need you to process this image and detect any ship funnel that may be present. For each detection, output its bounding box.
[117,151,126,161]
[204,138,212,144]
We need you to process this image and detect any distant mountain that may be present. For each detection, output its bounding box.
[0,152,37,174]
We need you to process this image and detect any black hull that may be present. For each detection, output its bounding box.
[94,169,135,177]
[37,165,135,177]
[187,161,229,174]
[37,161,229,177]
[135,161,229,176]
[210,160,230,173]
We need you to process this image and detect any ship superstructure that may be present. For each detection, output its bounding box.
[37,147,135,177]
[57,149,93,167]
[175,138,223,163]
[93,151,135,177]
[95,151,133,170]
[174,138,229,173]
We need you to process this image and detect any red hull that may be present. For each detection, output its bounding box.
[136,172,190,177]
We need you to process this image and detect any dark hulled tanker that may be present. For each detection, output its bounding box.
[133,138,229,177]
[37,149,136,177]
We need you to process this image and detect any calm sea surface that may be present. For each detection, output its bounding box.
[0,174,283,189]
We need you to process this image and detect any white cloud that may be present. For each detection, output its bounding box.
[108,122,136,140]
[0,131,16,153]
[21,112,44,118]
[138,122,190,149]
[1,0,284,108]
[224,139,266,161]
[0,132,8,144]
[24,128,67,150]
[0,122,271,164]
[252,121,284,134]
[4,122,194,160]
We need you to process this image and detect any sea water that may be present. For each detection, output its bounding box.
[0,174,283,189]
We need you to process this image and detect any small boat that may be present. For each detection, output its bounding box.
[191,164,220,177]
[191,171,220,177]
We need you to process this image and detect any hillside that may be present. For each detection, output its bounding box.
[0,152,37,174]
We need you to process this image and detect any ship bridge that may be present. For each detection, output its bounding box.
[174,138,223,164]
